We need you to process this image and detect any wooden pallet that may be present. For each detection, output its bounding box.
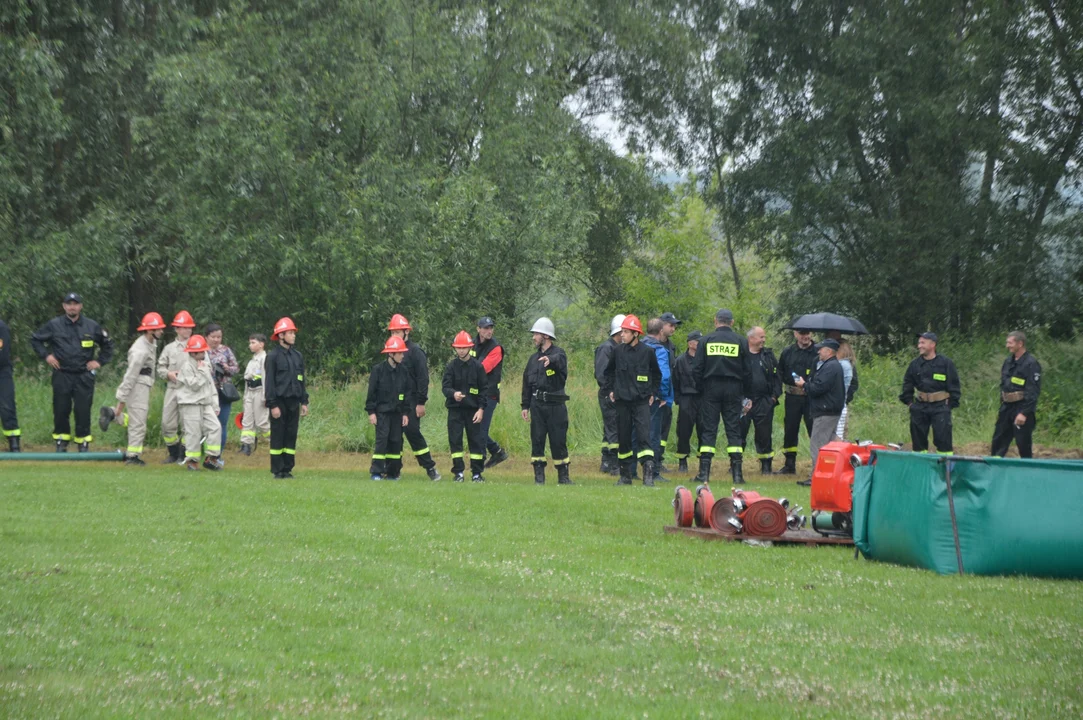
[664,525,855,546]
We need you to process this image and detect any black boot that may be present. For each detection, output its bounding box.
[774,453,797,475]
[642,460,656,487]
[239,443,252,456]
[161,444,180,464]
[615,462,633,486]
[8,436,20,453]
[98,406,115,432]
[533,462,546,485]
[484,447,508,469]
[760,458,772,474]
[78,441,89,453]
[678,457,688,473]
[556,463,573,485]
[56,439,69,453]
[599,450,613,474]
[693,456,712,484]
[730,454,745,484]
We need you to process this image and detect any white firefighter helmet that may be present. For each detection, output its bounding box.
[609,314,627,336]
[529,317,556,339]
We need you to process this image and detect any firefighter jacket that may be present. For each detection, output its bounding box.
[521,343,568,408]
[31,314,115,373]
[999,351,1041,416]
[115,336,158,404]
[778,342,818,387]
[594,338,618,389]
[0,319,11,372]
[805,357,845,418]
[691,326,751,391]
[642,335,673,403]
[603,340,661,403]
[175,355,218,408]
[157,338,188,391]
[899,354,961,408]
[403,339,429,406]
[471,335,503,400]
[746,348,782,401]
[265,345,309,409]
[243,351,266,389]
[672,351,699,400]
[442,356,488,410]
[366,360,410,415]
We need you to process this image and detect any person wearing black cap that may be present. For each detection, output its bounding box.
[991,330,1042,459]
[741,326,782,474]
[672,330,702,473]
[899,332,960,455]
[691,308,753,485]
[0,317,21,452]
[31,293,115,452]
[793,338,844,477]
[472,316,508,469]
[657,312,681,467]
[775,329,818,475]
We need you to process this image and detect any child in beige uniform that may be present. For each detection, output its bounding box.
[99,312,165,465]
[157,310,196,463]
[240,333,270,455]
[176,334,223,471]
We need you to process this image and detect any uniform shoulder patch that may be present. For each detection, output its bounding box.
[1034,373,1040,382]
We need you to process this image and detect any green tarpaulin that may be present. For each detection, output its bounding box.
[853,451,1083,578]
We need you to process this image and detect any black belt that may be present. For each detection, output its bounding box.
[139,367,153,377]
[532,390,569,403]
[246,379,263,388]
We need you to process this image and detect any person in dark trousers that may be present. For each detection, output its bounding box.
[521,317,572,485]
[899,332,961,455]
[741,326,782,474]
[366,336,411,481]
[31,292,115,452]
[0,317,21,451]
[991,330,1042,459]
[642,318,673,482]
[444,331,489,482]
[472,316,508,469]
[793,338,844,482]
[265,317,309,479]
[388,314,441,481]
[603,314,662,486]
[657,311,681,468]
[775,329,818,474]
[691,308,752,485]
[594,315,625,475]
[672,330,702,473]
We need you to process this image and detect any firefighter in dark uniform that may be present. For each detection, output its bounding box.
[741,326,782,474]
[672,330,702,473]
[472,316,508,468]
[692,308,752,485]
[0,317,21,452]
[594,315,625,475]
[388,314,441,481]
[265,317,309,479]
[899,332,961,454]
[521,317,572,485]
[31,292,115,452]
[991,330,1042,459]
[775,329,818,474]
[602,314,661,486]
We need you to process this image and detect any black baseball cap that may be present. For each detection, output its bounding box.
[62,292,83,304]
[476,316,495,328]
[715,308,734,323]
[813,338,840,351]
[660,312,681,326]
[687,330,703,342]
[919,332,938,343]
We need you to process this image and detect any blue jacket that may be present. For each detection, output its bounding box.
[642,336,673,403]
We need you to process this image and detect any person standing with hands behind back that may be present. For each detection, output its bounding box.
[265,317,309,479]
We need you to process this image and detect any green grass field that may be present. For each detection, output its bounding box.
[2,454,1081,718]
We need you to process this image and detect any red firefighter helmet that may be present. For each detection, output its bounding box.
[381,336,408,354]
[170,310,196,328]
[137,312,165,332]
[388,313,412,331]
[185,334,209,353]
[271,316,298,341]
[621,314,643,334]
[452,331,474,348]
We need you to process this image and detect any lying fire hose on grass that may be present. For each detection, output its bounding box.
[676,486,806,537]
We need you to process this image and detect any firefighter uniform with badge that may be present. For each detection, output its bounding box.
[775,331,818,474]
[444,331,489,481]
[602,314,662,486]
[472,317,508,468]
[156,311,196,463]
[366,336,411,480]
[99,312,165,464]
[991,331,1042,459]
[692,308,751,485]
[265,317,309,478]
[672,330,702,473]
[521,317,572,485]
[899,332,960,454]
[31,292,115,451]
[741,329,782,474]
[388,314,440,480]
[0,317,20,452]
[594,315,624,475]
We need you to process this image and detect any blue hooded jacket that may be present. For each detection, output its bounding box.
[641,335,673,403]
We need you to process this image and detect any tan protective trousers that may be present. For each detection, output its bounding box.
[161,387,181,446]
[179,404,223,461]
[122,384,151,457]
[241,388,270,446]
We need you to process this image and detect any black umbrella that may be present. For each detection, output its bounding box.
[782,313,868,335]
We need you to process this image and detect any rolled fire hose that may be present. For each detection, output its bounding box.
[709,497,741,535]
[743,499,789,537]
[673,486,694,527]
[693,485,715,528]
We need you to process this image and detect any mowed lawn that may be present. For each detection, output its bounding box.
[2,454,1081,719]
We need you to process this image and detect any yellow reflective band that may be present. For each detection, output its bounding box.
[637,449,654,458]
[253,375,261,380]
[757,452,774,459]
[205,445,221,453]
[497,382,502,389]
[469,350,477,357]
[186,451,202,458]
[933,373,947,381]
[269,449,284,455]
[386,454,401,460]
[660,440,667,447]
[162,435,179,444]
[782,446,799,453]
[706,342,739,357]
[74,436,92,443]
[372,454,386,460]
[241,431,256,438]
[127,446,143,454]
[553,457,570,465]
[398,394,405,400]
[297,374,303,381]
[616,451,634,460]
[699,446,716,454]
[937,451,955,456]
[637,375,648,382]
[283,448,296,455]
[470,454,484,460]
[1011,376,1025,386]
[260,431,271,438]
[546,369,555,376]
[469,388,478,394]
[413,447,430,456]
[2,428,20,437]
[53,434,73,441]
[81,340,95,348]
[450,452,464,459]
[531,456,547,462]
[726,446,743,454]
